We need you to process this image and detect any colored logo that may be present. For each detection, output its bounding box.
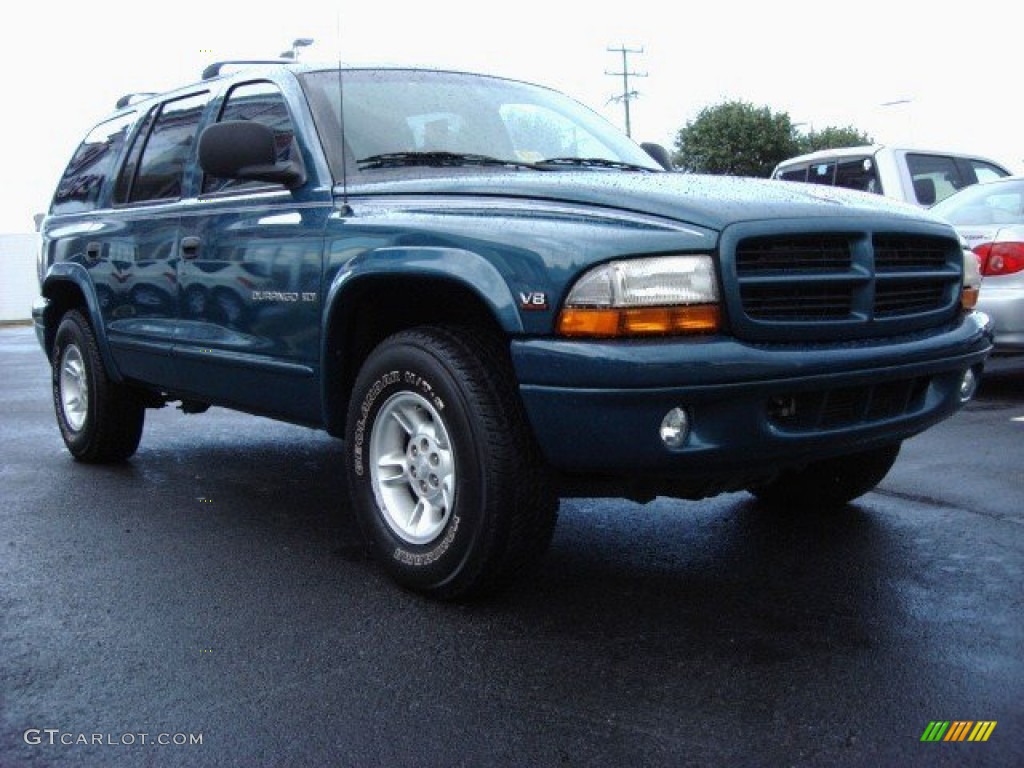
[920,721,996,742]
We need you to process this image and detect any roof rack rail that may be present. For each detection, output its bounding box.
[115,92,158,109]
[201,59,293,80]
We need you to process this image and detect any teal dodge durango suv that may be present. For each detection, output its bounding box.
[34,62,993,597]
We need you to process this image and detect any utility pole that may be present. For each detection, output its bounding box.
[606,44,647,138]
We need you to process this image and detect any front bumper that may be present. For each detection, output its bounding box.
[512,312,992,477]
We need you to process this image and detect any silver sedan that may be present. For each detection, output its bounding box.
[932,176,1024,352]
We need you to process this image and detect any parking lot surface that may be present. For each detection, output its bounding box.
[2,325,1022,767]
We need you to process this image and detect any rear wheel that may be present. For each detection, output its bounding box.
[52,310,145,462]
[345,326,557,599]
[748,443,901,510]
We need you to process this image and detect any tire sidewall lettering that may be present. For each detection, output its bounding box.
[351,368,446,478]
[352,369,400,477]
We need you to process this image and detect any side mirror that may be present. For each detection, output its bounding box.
[641,142,674,171]
[198,120,306,189]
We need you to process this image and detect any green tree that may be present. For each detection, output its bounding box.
[673,101,799,177]
[797,126,874,154]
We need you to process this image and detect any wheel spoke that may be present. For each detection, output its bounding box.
[440,478,454,515]
[390,402,425,436]
[376,451,408,485]
[407,498,428,533]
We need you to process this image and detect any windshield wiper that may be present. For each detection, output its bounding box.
[538,156,655,172]
[357,151,542,171]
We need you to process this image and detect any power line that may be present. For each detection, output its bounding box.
[605,44,647,138]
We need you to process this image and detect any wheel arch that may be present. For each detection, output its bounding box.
[320,271,519,437]
[40,266,122,382]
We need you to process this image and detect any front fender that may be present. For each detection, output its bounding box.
[322,245,524,337]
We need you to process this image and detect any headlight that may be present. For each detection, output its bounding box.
[557,255,721,337]
[959,236,981,310]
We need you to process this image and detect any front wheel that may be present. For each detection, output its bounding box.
[747,443,901,510]
[51,309,145,462]
[345,326,556,599]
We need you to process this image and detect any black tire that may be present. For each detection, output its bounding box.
[748,443,901,511]
[345,325,557,599]
[51,309,145,463]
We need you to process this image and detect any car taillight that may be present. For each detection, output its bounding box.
[974,242,1024,276]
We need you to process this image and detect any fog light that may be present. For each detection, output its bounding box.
[959,367,979,403]
[660,407,690,449]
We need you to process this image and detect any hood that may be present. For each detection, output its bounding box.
[345,171,940,232]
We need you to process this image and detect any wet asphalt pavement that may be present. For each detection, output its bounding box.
[1,324,1022,767]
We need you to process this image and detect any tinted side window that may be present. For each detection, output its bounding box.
[834,157,881,194]
[808,162,836,186]
[777,167,807,182]
[51,112,136,215]
[202,82,297,195]
[130,92,210,203]
[113,108,157,204]
[906,153,964,205]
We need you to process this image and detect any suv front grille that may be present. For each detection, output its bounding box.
[730,231,961,341]
[874,282,947,316]
[735,234,852,273]
[874,234,951,270]
[742,284,852,320]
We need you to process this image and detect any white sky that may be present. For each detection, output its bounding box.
[1,0,1020,233]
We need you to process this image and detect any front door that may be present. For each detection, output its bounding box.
[174,80,330,423]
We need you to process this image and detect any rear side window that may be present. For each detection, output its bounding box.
[202,81,298,195]
[51,112,136,215]
[834,157,879,193]
[808,162,835,186]
[124,92,210,203]
[113,108,157,204]
[906,153,964,206]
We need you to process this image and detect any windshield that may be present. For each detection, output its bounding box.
[299,69,662,178]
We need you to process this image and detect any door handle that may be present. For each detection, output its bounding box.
[180,236,201,259]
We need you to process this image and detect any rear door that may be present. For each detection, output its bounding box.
[104,91,211,387]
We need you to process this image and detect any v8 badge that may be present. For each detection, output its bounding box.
[518,291,548,310]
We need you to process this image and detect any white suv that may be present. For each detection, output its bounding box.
[773,145,1011,207]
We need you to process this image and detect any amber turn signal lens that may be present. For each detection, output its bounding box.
[557,305,720,337]
[961,286,979,310]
